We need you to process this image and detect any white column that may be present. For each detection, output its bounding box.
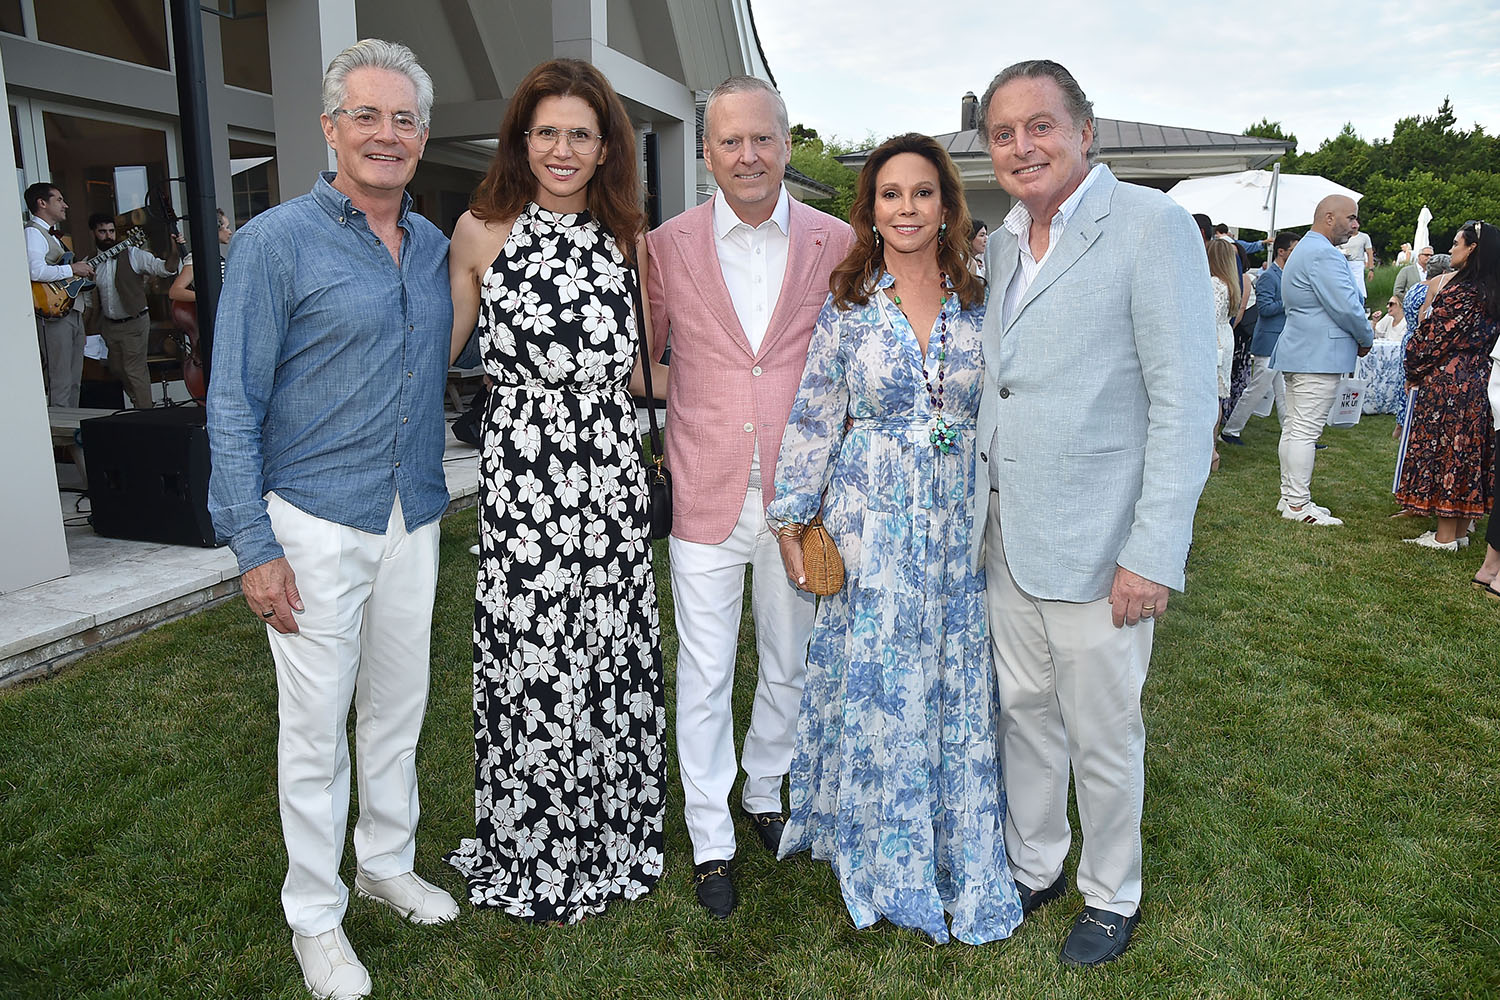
[654,118,694,220]
[0,47,69,593]
[266,0,357,200]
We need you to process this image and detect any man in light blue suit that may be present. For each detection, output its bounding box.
[1267,194,1373,525]
[969,60,1217,967]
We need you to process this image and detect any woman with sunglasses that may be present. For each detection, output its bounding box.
[1395,221,1500,551]
[444,59,668,922]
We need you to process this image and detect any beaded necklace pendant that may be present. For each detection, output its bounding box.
[920,281,956,453]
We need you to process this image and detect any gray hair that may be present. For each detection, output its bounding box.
[322,38,434,124]
[704,75,789,141]
[1426,253,1454,279]
[979,59,1097,163]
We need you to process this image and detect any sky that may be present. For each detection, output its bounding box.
[748,0,1500,153]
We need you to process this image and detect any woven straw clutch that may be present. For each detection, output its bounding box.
[800,515,844,596]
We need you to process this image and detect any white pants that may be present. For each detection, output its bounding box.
[1221,355,1286,436]
[984,501,1152,917]
[669,489,815,863]
[264,491,441,936]
[1277,372,1341,508]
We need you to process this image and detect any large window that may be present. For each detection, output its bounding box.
[230,139,277,221]
[220,1,271,93]
[36,0,170,70]
[0,1,23,35]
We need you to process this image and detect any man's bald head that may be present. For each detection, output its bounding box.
[1312,195,1359,246]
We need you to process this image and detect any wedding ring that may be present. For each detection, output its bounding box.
[1142,604,1156,612]
[261,610,276,618]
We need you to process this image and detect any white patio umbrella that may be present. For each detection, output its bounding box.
[1167,166,1362,233]
[1413,205,1432,254]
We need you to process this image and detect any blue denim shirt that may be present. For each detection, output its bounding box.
[207,172,454,573]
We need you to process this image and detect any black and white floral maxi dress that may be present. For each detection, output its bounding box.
[446,202,665,922]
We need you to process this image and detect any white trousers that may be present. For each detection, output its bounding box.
[1277,372,1341,508]
[264,491,440,936]
[1221,355,1287,436]
[984,501,1152,917]
[669,489,815,863]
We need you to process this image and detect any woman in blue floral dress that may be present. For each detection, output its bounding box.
[766,133,1023,945]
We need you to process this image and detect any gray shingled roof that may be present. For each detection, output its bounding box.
[847,118,1292,162]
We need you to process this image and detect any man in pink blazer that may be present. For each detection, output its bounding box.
[646,75,854,918]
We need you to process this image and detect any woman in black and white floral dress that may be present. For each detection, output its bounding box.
[445,59,668,923]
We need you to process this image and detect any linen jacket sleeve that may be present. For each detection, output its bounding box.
[205,228,293,573]
[1310,247,1374,350]
[765,296,848,527]
[1114,203,1218,592]
[1254,266,1284,319]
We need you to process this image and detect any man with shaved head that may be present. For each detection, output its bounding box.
[1267,194,1374,525]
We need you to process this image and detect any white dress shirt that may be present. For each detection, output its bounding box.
[94,246,178,320]
[999,163,1106,328]
[712,185,790,356]
[25,220,74,284]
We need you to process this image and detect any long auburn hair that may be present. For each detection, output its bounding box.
[469,59,644,264]
[1206,239,1242,317]
[1448,220,1500,321]
[829,133,983,312]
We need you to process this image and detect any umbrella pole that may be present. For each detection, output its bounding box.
[1267,161,1281,244]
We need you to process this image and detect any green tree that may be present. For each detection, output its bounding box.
[1244,118,1299,158]
[788,133,862,221]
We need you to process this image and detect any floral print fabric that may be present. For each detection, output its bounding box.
[445,203,665,922]
[1395,280,1498,518]
[767,274,1022,945]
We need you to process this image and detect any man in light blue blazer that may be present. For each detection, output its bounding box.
[1267,194,1373,525]
[969,60,1217,967]
[1221,232,1299,442]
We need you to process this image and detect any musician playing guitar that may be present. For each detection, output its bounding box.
[85,213,183,410]
[24,182,92,406]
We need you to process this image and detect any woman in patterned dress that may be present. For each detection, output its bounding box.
[444,59,668,923]
[766,133,1023,945]
[1396,221,1500,550]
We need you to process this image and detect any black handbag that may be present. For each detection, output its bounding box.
[631,267,671,540]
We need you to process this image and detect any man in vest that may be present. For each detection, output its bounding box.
[646,75,854,918]
[24,182,93,406]
[86,213,182,409]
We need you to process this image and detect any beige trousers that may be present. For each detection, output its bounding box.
[984,500,1152,917]
[101,313,153,409]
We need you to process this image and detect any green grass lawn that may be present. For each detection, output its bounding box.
[3,414,1498,999]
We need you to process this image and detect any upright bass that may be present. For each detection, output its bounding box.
[162,188,207,402]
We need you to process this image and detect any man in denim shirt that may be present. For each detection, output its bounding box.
[207,39,457,1000]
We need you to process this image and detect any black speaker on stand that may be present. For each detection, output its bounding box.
[80,407,222,547]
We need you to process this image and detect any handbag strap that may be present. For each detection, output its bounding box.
[629,261,663,460]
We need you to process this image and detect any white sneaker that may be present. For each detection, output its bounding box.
[1277,497,1332,518]
[355,871,460,925]
[468,543,480,556]
[1280,502,1343,526]
[1403,530,1460,552]
[1458,536,1471,549]
[291,926,371,1000]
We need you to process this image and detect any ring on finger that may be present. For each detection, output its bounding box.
[261,609,276,619]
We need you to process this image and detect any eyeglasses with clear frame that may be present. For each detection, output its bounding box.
[524,126,604,156]
[332,107,425,139]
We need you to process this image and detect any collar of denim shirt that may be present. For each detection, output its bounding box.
[311,170,414,229]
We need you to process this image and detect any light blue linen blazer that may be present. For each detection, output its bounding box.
[968,167,1218,601]
[1267,230,1373,374]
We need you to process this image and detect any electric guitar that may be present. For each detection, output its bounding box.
[31,226,148,318]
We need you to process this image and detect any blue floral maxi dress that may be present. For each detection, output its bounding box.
[445,203,665,922]
[766,274,1023,945]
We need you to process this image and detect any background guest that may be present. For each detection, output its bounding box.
[1394,246,1432,301]
[1207,237,1243,468]
[1221,232,1297,446]
[969,217,988,277]
[1472,333,1500,597]
[1393,252,1455,435]
[1395,221,1499,550]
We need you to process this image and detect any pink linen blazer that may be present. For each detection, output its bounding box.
[646,197,854,545]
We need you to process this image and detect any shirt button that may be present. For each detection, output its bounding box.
[743,422,754,433]
[999,387,1011,398]
[402,417,408,423]
[980,451,988,462]
[395,461,401,468]
[407,372,413,378]
[751,366,763,376]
